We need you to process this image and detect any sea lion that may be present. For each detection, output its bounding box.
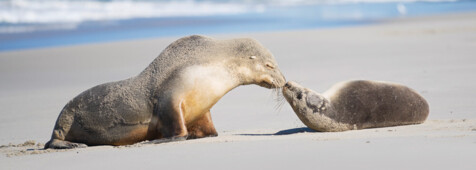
[282,80,429,132]
[45,35,286,149]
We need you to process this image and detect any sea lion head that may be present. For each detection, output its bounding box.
[230,38,286,89]
[282,81,329,115]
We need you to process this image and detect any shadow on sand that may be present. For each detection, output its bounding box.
[238,127,316,136]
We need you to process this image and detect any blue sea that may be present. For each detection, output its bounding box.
[1,0,476,51]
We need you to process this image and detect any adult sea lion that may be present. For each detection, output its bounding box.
[282,80,429,132]
[45,35,286,149]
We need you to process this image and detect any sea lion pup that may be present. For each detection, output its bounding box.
[45,35,286,149]
[282,81,429,132]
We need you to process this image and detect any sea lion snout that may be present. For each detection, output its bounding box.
[284,81,299,89]
[284,82,291,89]
[283,81,303,93]
[257,67,286,88]
[282,81,307,108]
[282,81,295,97]
[264,61,286,88]
[274,70,287,87]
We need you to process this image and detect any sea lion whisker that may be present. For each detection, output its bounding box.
[272,87,286,112]
[274,97,286,112]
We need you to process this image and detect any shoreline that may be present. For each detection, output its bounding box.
[2,1,476,51]
[1,10,474,54]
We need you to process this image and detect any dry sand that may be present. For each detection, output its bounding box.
[1,12,476,169]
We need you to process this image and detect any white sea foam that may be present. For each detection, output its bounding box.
[0,0,251,24]
[0,0,458,24]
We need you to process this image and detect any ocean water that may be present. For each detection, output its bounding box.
[1,0,476,51]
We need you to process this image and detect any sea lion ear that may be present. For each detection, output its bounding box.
[250,56,256,59]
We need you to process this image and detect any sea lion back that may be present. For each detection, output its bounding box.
[325,80,429,129]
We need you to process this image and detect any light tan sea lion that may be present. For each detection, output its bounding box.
[282,80,429,132]
[45,35,286,149]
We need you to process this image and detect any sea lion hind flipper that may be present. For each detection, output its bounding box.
[44,139,87,149]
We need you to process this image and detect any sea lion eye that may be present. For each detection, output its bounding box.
[265,63,275,69]
[297,92,303,100]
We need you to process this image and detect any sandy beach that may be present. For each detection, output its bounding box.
[1,12,475,169]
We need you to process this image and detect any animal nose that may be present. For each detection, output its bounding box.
[284,82,291,88]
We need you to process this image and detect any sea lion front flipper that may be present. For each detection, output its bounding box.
[187,111,218,139]
[155,98,189,140]
[44,139,87,149]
